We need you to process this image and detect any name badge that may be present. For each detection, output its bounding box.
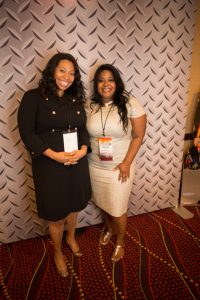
[98,137,113,161]
[63,129,78,152]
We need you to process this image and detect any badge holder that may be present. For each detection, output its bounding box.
[63,128,78,152]
[98,137,113,161]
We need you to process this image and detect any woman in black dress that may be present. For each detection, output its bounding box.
[18,53,91,277]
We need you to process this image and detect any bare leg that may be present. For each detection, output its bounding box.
[112,213,127,245]
[110,213,127,261]
[48,220,68,277]
[65,212,82,256]
[100,211,114,245]
[102,210,114,234]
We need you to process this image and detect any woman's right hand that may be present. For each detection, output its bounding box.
[43,148,80,165]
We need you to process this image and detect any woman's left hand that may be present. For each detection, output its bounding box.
[64,147,87,165]
[113,115,146,181]
[114,162,131,183]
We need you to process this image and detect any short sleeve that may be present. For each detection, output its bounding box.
[127,96,146,118]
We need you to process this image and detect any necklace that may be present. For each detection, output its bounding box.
[102,100,113,107]
[100,103,113,136]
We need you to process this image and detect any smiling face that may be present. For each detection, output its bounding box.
[97,70,116,103]
[54,59,75,96]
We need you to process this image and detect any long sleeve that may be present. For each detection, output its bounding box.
[17,89,49,158]
[78,106,91,152]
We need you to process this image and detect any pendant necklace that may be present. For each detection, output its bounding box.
[103,100,113,107]
[100,103,113,136]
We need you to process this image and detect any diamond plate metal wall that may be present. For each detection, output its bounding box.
[0,0,197,243]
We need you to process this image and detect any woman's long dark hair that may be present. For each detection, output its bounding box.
[39,52,85,103]
[91,64,129,131]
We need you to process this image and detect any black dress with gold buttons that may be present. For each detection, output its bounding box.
[18,88,91,221]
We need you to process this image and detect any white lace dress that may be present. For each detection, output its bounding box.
[86,96,145,217]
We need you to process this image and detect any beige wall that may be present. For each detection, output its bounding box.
[184,0,200,153]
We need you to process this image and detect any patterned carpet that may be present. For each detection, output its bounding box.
[0,206,200,300]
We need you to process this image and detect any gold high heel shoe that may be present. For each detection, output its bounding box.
[111,245,124,262]
[57,269,68,278]
[66,238,83,257]
[100,231,112,245]
[54,255,68,278]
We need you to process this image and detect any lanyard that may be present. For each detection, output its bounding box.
[67,99,74,131]
[100,104,113,136]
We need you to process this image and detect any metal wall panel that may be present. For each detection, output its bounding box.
[0,0,196,243]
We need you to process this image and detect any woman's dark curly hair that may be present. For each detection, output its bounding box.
[39,52,85,103]
[91,64,129,131]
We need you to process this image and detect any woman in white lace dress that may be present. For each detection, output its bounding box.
[86,64,146,261]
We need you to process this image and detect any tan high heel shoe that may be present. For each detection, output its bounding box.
[54,254,68,278]
[111,245,124,262]
[66,238,83,257]
[100,231,112,245]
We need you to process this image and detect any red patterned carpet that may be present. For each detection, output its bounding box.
[0,206,200,300]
